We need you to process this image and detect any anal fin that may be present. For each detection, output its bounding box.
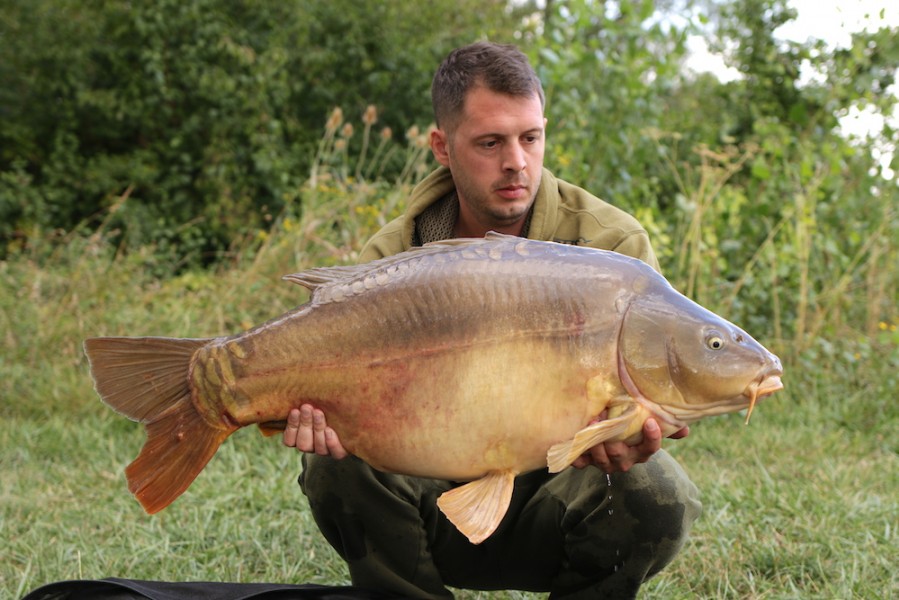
[436,470,516,545]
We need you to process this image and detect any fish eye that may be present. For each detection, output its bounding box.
[706,333,725,350]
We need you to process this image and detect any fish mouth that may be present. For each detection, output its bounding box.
[743,373,784,424]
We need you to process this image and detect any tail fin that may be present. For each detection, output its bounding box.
[84,337,234,513]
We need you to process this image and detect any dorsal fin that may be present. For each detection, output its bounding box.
[281,235,516,293]
[282,264,367,291]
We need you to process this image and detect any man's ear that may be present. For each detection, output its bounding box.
[430,127,451,167]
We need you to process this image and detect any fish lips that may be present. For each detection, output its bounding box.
[743,367,784,423]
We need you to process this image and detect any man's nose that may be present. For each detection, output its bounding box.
[502,142,526,172]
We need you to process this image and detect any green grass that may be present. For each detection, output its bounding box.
[3,371,896,599]
[2,191,897,599]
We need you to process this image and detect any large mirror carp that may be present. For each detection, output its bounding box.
[85,233,783,544]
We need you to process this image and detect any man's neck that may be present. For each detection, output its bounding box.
[452,200,530,238]
[453,217,527,239]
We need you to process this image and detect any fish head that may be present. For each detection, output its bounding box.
[618,288,783,423]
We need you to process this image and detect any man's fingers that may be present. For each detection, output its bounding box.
[325,428,349,460]
[601,441,631,472]
[589,443,613,473]
[637,420,661,458]
[282,408,301,447]
[312,408,329,455]
[294,404,316,452]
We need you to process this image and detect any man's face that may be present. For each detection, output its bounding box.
[431,86,546,234]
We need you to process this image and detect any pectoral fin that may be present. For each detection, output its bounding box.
[546,411,636,473]
[436,470,516,545]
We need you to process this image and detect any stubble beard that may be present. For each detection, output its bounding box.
[457,171,542,229]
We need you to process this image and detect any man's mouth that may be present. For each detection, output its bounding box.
[495,184,528,200]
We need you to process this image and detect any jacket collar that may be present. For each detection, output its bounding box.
[402,166,560,248]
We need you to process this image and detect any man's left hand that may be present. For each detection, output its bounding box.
[572,418,689,473]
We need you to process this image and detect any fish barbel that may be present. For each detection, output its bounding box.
[84,233,783,544]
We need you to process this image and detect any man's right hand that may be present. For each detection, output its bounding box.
[282,404,349,459]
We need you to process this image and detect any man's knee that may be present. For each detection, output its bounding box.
[298,453,346,500]
[610,451,701,579]
[620,450,702,544]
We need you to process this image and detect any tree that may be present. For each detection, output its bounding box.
[0,0,517,264]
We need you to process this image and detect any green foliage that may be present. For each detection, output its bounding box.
[0,0,515,265]
[665,0,898,353]
[527,0,898,355]
[532,0,693,208]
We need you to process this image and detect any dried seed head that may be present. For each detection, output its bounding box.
[380,126,393,141]
[363,105,378,126]
[326,107,344,132]
[341,123,354,139]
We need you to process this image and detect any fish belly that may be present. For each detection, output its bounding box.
[213,333,602,481]
[340,339,601,480]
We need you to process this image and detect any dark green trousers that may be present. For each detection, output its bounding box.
[300,451,700,599]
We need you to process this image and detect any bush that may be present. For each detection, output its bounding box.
[0,0,516,265]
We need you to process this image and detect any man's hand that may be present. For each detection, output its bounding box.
[572,418,689,473]
[282,404,348,459]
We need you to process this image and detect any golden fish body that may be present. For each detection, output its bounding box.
[85,234,783,543]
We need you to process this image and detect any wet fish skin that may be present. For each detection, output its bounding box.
[84,233,783,544]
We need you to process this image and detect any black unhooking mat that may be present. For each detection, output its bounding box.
[20,578,400,600]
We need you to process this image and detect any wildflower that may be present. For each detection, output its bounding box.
[380,126,393,141]
[341,123,354,139]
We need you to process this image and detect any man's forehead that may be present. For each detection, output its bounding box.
[457,87,544,131]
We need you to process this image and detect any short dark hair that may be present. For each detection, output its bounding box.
[431,42,545,132]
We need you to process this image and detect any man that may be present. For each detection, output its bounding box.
[283,42,701,599]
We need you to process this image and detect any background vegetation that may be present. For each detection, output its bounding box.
[2,0,897,598]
